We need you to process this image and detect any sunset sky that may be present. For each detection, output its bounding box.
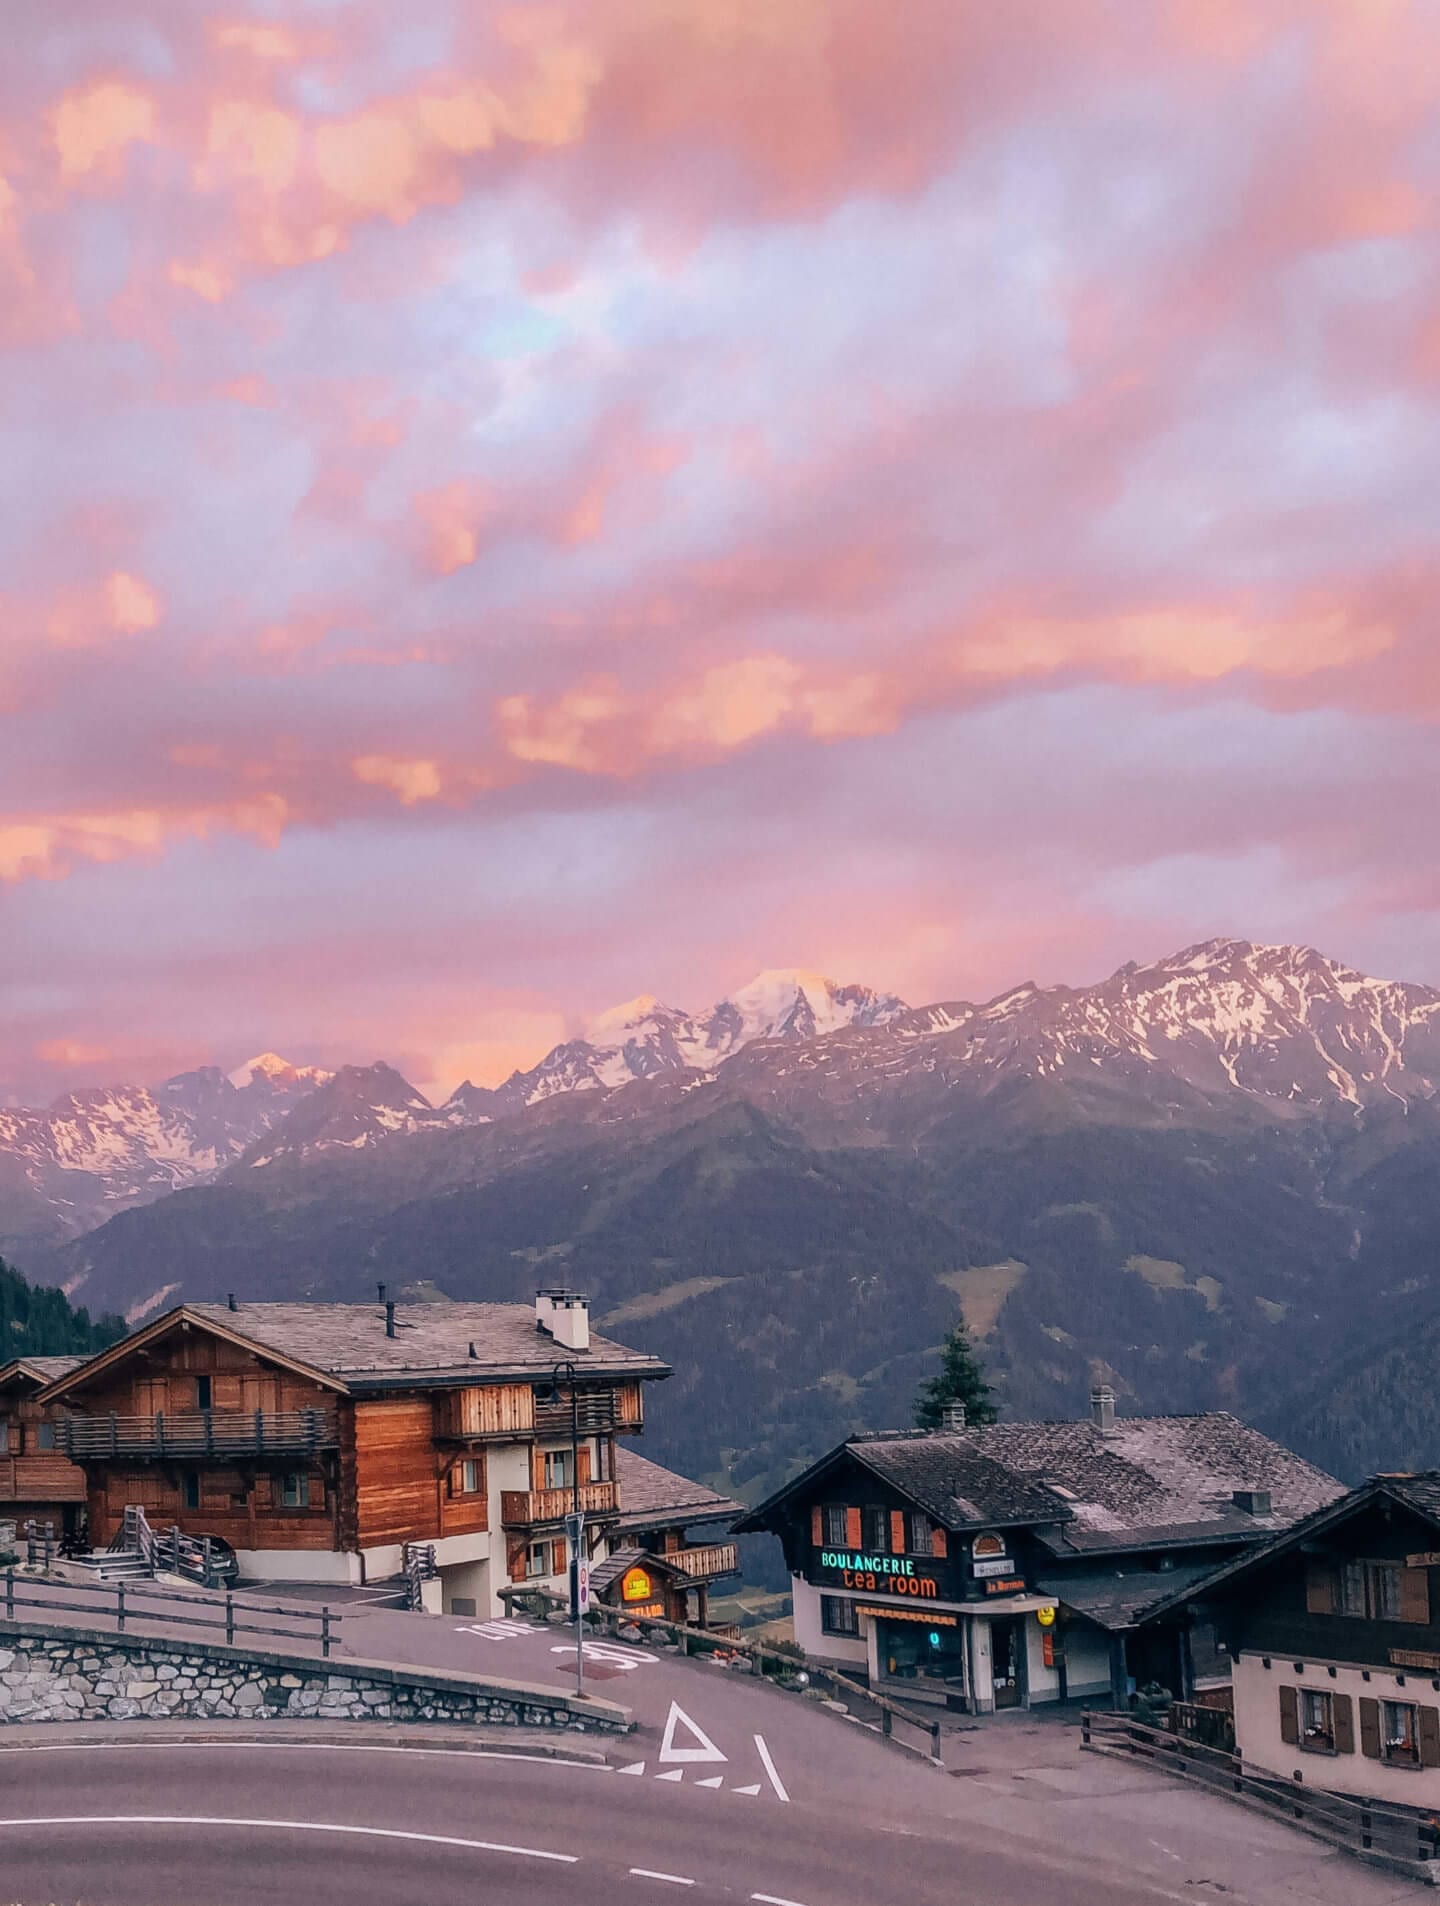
[5,0,1440,1105]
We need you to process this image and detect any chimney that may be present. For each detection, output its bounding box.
[535,1288,591,1353]
[1090,1386,1117,1435]
[468,1341,478,1360]
[377,1282,387,1304]
[227,1293,238,1313]
[941,1402,966,1433]
[1232,1488,1272,1517]
[385,1300,397,1339]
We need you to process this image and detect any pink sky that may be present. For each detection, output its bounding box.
[4,1,1440,1104]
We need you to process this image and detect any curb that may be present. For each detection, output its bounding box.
[0,1719,616,1764]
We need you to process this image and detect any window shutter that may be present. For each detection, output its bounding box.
[931,1526,948,1560]
[577,1445,592,1485]
[811,1505,824,1546]
[1305,1563,1335,1616]
[1278,1686,1299,1746]
[507,1536,527,1583]
[1332,1693,1355,1755]
[845,1507,863,1549]
[1421,1707,1440,1769]
[890,1510,906,1554]
[1358,1696,1381,1760]
[1401,1567,1431,1625]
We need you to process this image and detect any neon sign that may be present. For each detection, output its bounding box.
[621,1566,655,1603]
[818,1550,938,1598]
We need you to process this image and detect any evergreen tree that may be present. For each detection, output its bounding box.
[914,1319,998,1429]
[0,1256,126,1363]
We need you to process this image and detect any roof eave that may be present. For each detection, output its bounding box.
[35,1305,350,1403]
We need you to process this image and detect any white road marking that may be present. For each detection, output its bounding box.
[629,1869,695,1886]
[0,1816,578,1862]
[751,1894,809,1906]
[550,1640,657,1669]
[753,1735,790,1804]
[694,1776,725,1789]
[659,1700,727,1764]
[732,1784,762,1796]
[0,1742,607,1771]
[456,1619,545,1640]
[616,1761,647,1777]
[655,1768,686,1783]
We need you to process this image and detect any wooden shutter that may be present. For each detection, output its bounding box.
[1401,1567,1431,1625]
[506,1535,527,1583]
[890,1510,906,1554]
[1332,1693,1355,1755]
[1278,1686,1299,1746]
[1421,1707,1440,1769]
[1358,1696,1381,1759]
[1305,1563,1336,1615]
[577,1445,593,1485]
[931,1526,948,1560]
[845,1506,863,1549]
[812,1505,824,1546]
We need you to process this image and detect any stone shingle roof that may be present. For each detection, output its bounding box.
[848,1433,1069,1530]
[589,1545,688,1597]
[613,1447,742,1534]
[0,1354,85,1389]
[1035,1561,1224,1631]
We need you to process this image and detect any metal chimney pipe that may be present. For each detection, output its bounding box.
[377,1282,387,1304]
[227,1293,238,1313]
[385,1300,397,1339]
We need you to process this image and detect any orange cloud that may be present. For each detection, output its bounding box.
[352,755,444,804]
[52,81,156,179]
[211,21,311,62]
[200,101,303,194]
[168,259,230,301]
[0,793,288,885]
[105,572,162,633]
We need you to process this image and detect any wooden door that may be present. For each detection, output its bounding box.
[238,1374,280,1412]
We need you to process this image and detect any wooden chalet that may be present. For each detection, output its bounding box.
[36,1289,677,1616]
[591,1447,743,1629]
[0,1355,89,1542]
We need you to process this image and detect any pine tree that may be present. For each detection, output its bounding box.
[914,1319,998,1429]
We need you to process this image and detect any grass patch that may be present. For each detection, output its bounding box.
[1125,1254,1225,1314]
[936,1260,1027,1339]
[602,1276,734,1325]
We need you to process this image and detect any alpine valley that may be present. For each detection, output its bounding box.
[6,944,1440,1496]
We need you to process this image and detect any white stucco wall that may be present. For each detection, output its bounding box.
[1235,1651,1440,1806]
[1026,1619,1062,1703]
[1060,1625,1112,1700]
[441,1555,492,1616]
[791,1577,868,1667]
[235,1548,362,1585]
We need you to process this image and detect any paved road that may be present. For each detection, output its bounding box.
[0,1736,1195,1906]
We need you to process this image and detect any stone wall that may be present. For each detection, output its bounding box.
[0,1619,628,1733]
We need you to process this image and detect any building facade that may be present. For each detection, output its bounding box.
[0,1356,88,1542]
[36,1289,689,1618]
[738,1391,1341,1714]
[591,1447,742,1628]
[1149,1473,1440,1806]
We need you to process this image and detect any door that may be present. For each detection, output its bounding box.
[991,1619,1026,1709]
[238,1374,280,1413]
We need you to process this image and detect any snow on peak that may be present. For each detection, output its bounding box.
[722,969,904,1043]
[227,1053,332,1091]
[585,995,683,1041]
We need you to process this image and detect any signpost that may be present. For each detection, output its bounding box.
[565,1510,586,1698]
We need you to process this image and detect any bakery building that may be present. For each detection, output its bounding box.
[1146,1471,1440,1805]
[737,1390,1340,1713]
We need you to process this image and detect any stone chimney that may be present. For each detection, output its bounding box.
[1090,1385,1117,1435]
[536,1288,591,1353]
[941,1402,967,1433]
[1232,1488,1272,1517]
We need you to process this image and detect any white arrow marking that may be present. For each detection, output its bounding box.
[655,1769,686,1783]
[694,1776,725,1789]
[616,1762,646,1777]
[658,1701,727,1764]
[732,1784,762,1797]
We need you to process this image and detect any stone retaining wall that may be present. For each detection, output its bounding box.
[0,1619,628,1733]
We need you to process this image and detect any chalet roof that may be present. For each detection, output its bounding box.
[589,1545,689,1597]
[1035,1561,1223,1632]
[38,1302,670,1401]
[0,1354,85,1391]
[1140,1471,1440,1623]
[737,1412,1341,1552]
[613,1448,742,1535]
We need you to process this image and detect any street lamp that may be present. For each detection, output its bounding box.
[546,1360,584,1698]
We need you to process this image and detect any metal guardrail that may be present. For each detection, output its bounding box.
[1,1569,340,1657]
[1082,1709,1439,1866]
[60,1409,338,1459]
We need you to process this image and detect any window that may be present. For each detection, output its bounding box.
[907,1512,934,1556]
[822,1505,849,1546]
[1320,1560,1423,1622]
[862,1506,889,1551]
[1369,1565,1403,1622]
[35,1421,56,1451]
[182,1473,201,1510]
[1300,1689,1335,1753]
[195,1376,213,1410]
[594,1438,612,1483]
[450,1458,482,1497]
[280,1472,310,1508]
[821,1596,860,1637]
[1382,1701,1421,1767]
[543,1449,573,1490]
[527,1539,558,1578]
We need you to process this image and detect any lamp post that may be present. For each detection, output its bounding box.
[548,1360,584,1698]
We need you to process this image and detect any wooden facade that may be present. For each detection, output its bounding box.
[0,1361,90,1538]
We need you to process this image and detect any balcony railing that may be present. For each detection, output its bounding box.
[533,1395,618,1437]
[667,1542,740,1582]
[59,1409,338,1461]
[501,1481,619,1527]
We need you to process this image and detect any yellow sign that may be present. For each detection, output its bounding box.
[1036,1605,1057,1628]
[858,1606,958,1626]
[621,1566,654,1603]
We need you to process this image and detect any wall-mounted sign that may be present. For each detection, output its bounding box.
[816,1549,941,1600]
[972,1557,1015,1580]
[983,1577,1027,1596]
[626,1601,664,1619]
[1036,1605,1057,1628]
[1406,1554,1440,1569]
[1391,1647,1440,1671]
[972,1533,1007,1559]
[621,1566,655,1603]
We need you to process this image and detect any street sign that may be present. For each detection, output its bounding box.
[565,1511,585,1546]
[1036,1605,1057,1627]
[577,1561,591,1614]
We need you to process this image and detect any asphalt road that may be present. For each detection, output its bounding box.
[0,1737,1194,1906]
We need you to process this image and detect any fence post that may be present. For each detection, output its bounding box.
[1082,1711,1091,1747]
[116,1582,125,1633]
[4,1570,12,1619]
[1361,1806,1372,1852]
[321,1608,332,1659]
[930,1721,941,1759]
[201,1537,214,1590]
[226,1593,235,1645]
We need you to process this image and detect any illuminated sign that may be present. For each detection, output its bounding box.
[621,1566,655,1603]
[817,1550,940,1600]
[626,1602,664,1619]
[858,1606,958,1627]
[972,1533,1006,1559]
[972,1557,1014,1579]
[1036,1605,1057,1628]
[983,1577,1026,1596]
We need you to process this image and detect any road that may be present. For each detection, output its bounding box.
[0,1736,1195,1906]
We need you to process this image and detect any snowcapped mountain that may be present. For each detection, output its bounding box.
[443,970,909,1117]
[0,1057,331,1251]
[227,1052,334,1093]
[242,1063,444,1167]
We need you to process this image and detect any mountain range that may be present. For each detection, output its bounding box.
[6,941,1440,1494]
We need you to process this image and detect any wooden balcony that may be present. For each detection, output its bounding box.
[667,1541,740,1582]
[0,1454,88,1503]
[532,1383,644,1437]
[501,1481,619,1527]
[58,1408,339,1461]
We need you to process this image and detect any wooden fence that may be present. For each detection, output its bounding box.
[2,1569,340,1657]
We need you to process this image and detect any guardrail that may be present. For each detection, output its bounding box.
[59,1409,338,1459]
[500,1482,619,1526]
[2,1569,340,1657]
[1082,1709,1438,1869]
[667,1543,740,1581]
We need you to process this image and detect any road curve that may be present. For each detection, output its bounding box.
[0,1737,1194,1906]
